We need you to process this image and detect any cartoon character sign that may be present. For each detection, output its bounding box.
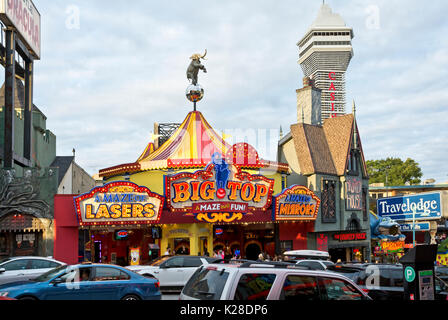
[211,152,230,198]
[130,247,140,266]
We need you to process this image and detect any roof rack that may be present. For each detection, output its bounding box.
[239,261,312,270]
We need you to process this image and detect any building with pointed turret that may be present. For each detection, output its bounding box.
[297,3,354,120]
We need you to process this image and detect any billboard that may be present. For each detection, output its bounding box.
[74,181,164,226]
[272,185,320,221]
[377,192,442,221]
[0,0,41,59]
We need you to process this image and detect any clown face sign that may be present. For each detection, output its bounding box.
[165,153,274,223]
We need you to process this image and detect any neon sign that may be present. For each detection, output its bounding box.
[333,232,367,242]
[165,152,274,223]
[272,185,320,221]
[74,182,164,226]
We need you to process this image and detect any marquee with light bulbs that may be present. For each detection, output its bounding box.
[74,181,164,226]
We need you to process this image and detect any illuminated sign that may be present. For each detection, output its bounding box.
[329,72,336,118]
[0,0,41,59]
[272,185,320,221]
[215,228,223,236]
[345,176,363,211]
[333,232,367,242]
[381,240,405,252]
[165,152,274,223]
[115,230,129,240]
[74,181,164,226]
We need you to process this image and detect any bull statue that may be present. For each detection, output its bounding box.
[186,49,207,86]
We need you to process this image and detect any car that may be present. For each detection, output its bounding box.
[179,261,371,300]
[295,259,335,271]
[0,263,161,300]
[436,265,448,281]
[126,255,220,293]
[0,256,66,286]
[327,263,448,300]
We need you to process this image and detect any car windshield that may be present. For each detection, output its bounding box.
[148,256,171,266]
[33,265,68,282]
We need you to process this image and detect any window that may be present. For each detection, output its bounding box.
[321,180,336,223]
[163,257,184,268]
[234,274,276,300]
[183,267,229,300]
[362,187,368,221]
[319,277,363,300]
[390,269,403,287]
[281,275,320,301]
[58,267,92,282]
[183,257,202,267]
[93,267,130,281]
[30,259,60,269]
[280,240,293,253]
[297,261,325,271]
[3,259,30,271]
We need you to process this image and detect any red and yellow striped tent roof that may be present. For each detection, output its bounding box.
[99,111,288,178]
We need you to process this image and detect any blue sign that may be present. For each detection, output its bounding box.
[400,222,431,232]
[377,192,442,221]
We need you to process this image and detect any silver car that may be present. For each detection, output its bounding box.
[180,261,371,300]
[0,256,66,285]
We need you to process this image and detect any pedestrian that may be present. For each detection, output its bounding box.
[258,252,264,261]
[164,247,171,256]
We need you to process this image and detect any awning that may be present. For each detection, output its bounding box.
[0,214,46,232]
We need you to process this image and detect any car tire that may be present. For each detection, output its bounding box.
[18,296,38,301]
[121,294,141,301]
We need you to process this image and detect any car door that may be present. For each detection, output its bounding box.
[44,266,93,300]
[318,276,365,300]
[156,257,185,288]
[0,259,31,285]
[88,266,130,300]
[181,257,204,285]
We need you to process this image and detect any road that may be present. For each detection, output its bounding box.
[162,293,180,300]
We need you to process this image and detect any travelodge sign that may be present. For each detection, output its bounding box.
[165,153,274,223]
[74,181,164,226]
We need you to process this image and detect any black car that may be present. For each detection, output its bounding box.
[327,263,448,300]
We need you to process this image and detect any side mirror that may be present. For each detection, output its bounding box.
[0,268,5,274]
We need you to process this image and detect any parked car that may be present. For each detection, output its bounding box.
[0,263,161,300]
[126,255,220,292]
[327,263,448,300]
[296,259,335,271]
[0,256,66,286]
[436,265,448,281]
[180,261,371,300]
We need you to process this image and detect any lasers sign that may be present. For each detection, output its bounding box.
[0,0,41,59]
[272,185,320,221]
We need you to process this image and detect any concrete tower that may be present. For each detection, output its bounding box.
[297,3,354,120]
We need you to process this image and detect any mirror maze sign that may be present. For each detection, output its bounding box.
[74,182,164,226]
[165,160,274,223]
[272,185,321,221]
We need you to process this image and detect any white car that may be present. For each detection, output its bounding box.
[295,259,335,270]
[0,256,66,286]
[179,261,371,300]
[126,255,219,292]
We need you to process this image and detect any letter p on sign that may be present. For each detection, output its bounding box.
[405,266,416,282]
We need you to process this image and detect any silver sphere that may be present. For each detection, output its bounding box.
[186,84,204,103]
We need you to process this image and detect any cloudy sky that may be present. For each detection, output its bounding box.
[13,0,448,183]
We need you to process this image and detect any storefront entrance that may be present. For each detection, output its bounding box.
[88,228,158,266]
[245,243,262,261]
